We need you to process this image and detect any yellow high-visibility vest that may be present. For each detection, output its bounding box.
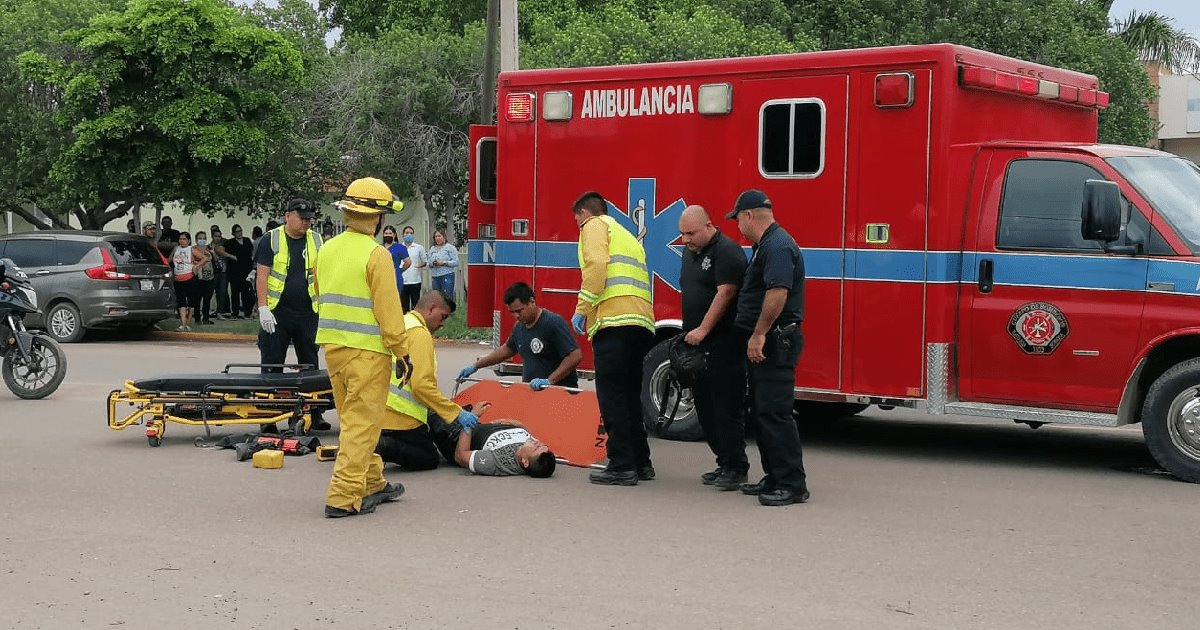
[386,312,429,421]
[265,227,321,312]
[315,231,387,354]
[577,214,653,335]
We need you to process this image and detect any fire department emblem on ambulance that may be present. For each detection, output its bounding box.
[1007,302,1069,355]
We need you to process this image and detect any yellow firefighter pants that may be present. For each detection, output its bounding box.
[325,345,390,511]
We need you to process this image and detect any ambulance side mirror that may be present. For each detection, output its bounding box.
[1081,179,1122,243]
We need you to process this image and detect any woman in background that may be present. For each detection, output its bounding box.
[427,228,458,298]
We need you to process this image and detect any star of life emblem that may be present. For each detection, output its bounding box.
[530,338,544,354]
[701,256,712,271]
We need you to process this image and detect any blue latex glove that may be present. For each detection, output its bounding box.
[530,378,551,391]
[457,365,477,381]
[571,313,587,335]
[456,409,480,432]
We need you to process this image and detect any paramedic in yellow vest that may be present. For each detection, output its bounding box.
[255,198,328,431]
[375,290,486,469]
[316,178,410,518]
[571,191,657,486]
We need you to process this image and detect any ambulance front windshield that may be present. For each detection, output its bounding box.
[1108,155,1200,253]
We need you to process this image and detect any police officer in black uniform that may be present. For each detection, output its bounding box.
[678,204,750,490]
[726,189,809,506]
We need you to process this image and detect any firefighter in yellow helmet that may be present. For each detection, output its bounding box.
[317,177,412,518]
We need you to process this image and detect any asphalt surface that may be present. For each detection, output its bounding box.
[1,338,1197,629]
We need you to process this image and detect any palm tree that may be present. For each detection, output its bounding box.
[1092,0,1200,73]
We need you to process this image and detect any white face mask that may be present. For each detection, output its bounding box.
[197,239,208,247]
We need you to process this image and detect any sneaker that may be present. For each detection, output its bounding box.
[310,419,332,432]
[700,467,724,485]
[324,503,376,518]
[201,319,215,326]
[589,468,638,486]
[758,488,810,507]
[740,477,777,496]
[637,464,655,481]
[712,470,748,491]
[363,481,405,509]
[176,325,186,332]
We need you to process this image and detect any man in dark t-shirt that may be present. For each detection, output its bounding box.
[679,204,750,490]
[456,282,582,389]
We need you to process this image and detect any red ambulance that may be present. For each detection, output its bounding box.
[465,43,1200,483]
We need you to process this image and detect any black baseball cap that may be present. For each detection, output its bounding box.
[286,198,317,219]
[726,189,772,219]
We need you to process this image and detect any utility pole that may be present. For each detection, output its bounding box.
[500,0,519,72]
[480,0,500,125]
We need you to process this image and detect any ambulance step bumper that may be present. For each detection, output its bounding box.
[942,402,1119,427]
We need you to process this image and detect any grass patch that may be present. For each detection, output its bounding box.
[435,310,492,341]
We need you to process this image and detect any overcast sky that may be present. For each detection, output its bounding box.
[1110,0,1200,38]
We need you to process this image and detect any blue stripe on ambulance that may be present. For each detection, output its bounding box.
[469,240,1200,294]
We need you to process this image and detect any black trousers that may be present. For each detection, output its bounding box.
[592,325,655,472]
[229,274,254,317]
[692,329,749,474]
[375,426,440,471]
[401,283,421,312]
[748,326,807,492]
[196,278,213,320]
[258,311,319,373]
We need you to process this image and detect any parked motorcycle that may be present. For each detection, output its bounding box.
[0,258,67,398]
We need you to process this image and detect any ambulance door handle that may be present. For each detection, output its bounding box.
[978,259,994,294]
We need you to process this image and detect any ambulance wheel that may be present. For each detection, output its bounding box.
[1142,359,1200,483]
[641,339,704,442]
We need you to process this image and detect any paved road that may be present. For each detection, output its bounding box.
[1,339,1196,629]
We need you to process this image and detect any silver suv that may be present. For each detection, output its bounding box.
[0,231,176,342]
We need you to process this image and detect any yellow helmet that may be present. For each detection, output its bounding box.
[337,177,404,215]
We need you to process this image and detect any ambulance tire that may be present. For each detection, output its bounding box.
[640,340,705,442]
[1141,359,1200,483]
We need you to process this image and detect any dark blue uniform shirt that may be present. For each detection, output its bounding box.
[735,223,805,331]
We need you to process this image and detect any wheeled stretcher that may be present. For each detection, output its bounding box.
[107,363,335,447]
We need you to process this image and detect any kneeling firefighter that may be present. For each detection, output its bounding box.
[316,177,412,518]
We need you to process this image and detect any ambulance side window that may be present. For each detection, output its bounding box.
[997,160,1104,252]
[475,138,497,203]
[760,100,824,177]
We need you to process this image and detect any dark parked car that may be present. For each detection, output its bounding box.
[0,231,176,342]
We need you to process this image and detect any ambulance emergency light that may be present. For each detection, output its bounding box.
[506,92,535,122]
[958,65,1109,108]
[543,91,573,121]
[698,83,733,115]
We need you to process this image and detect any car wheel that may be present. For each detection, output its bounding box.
[46,302,85,343]
[1142,358,1200,483]
[640,338,705,441]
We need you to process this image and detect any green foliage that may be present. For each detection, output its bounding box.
[791,0,1155,145]
[319,0,489,38]
[521,0,812,68]
[0,0,123,228]
[21,0,307,227]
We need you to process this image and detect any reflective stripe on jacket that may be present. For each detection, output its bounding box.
[386,312,430,421]
[265,227,321,312]
[315,231,387,353]
[576,214,655,338]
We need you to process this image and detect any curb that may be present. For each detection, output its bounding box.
[150,331,490,347]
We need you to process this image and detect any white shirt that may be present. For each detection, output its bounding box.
[401,242,426,285]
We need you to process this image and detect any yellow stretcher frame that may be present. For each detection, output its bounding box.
[107,365,334,447]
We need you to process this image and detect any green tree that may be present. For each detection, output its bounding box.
[792,0,1156,145]
[19,0,306,229]
[314,24,486,242]
[318,0,488,38]
[0,0,123,229]
[1092,0,1200,74]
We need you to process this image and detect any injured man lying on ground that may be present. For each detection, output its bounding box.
[374,402,557,478]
